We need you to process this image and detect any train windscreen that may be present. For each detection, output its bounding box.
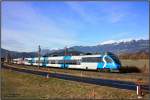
[108,54,121,65]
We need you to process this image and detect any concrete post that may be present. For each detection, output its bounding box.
[136,79,143,99]
[46,74,49,78]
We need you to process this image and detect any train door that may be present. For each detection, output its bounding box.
[61,56,71,68]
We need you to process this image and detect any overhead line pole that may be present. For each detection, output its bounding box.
[38,45,41,68]
[64,46,67,68]
[5,51,8,63]
[65,46,67,56]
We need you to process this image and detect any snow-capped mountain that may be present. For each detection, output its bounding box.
[68,39,149,54]
[100,38,147,45]
[1,39,149,58]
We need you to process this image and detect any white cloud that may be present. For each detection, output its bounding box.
[66,2,129,24]
[109,12,126,23]
[65,2,99,25]
[99,3,129,24]
[2,2,77,52]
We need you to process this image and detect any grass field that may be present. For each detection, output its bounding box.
[120,59,149,73]
[5,61,149,85]
[1,68,149,99]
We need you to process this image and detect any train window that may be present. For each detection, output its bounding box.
[82,57,102,62]
[57,60,80,65]
[77,60,81,65]
[105,57,112,63]
[65,60,72,64]
[58,60,65,64]
[55,60,58,64]
[28,60,32,63]
[41,60,45,63]
[65,60,80,65]
[34,60,49,64]
[48,60,81,65]
[32,60,35,63]
[110,55,121,64]
[50,60,56,64]
[24,59,28,62]
[35,60,38,63]
[45,60,49,64]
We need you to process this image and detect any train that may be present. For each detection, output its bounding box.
[12,52,121,72]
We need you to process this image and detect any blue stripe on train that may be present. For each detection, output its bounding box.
[97,56,104,69]
[61,56,72,68]
[31,58,35,65]
[97,56,118,69]
[104,63,113,68]
[42,57,48,67]
[105,56,118,69]
[97,62,104,69]
[97,62,115,69]
[64,56,72,60]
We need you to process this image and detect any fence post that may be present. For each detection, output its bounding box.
[46,73,49,78]
[136,79,143,99]
[81,71,82,77]
[93,89,95,99]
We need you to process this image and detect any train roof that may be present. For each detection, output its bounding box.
[13,52,117,60]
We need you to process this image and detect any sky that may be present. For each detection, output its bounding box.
[2,1,149,52]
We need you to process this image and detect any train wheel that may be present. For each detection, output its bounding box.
[97,68,102,72]
[103,68,110,72]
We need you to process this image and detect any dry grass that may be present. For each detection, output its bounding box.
[120,59,149,73]
[2,68,150,99]
[5,63,149,85]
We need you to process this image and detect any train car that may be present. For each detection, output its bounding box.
[24,58,33,65]
[13,58,24,64]
[13,52,121,72]
[12,59,18,64]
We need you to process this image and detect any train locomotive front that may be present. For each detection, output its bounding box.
[101,53,121,72]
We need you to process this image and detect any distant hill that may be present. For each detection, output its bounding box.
[1,48,83,58]
[1,48,36,59]
[1,39,149,59]
[69,39,149,54]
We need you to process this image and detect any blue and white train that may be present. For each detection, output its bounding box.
[13,52,121,72]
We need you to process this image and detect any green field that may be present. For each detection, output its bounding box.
[2,68,149,99]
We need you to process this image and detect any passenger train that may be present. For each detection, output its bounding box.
[13,52,121,72]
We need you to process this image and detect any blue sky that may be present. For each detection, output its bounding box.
[2,1,149,52]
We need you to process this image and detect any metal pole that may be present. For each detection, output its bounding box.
[64,46,67,68]
[38,45,41,68]
[65,46,67,56]
[5,51,8,63]
[81,71,83,77]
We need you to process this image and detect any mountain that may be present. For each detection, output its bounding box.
[67,39,149,55]
[1,48,36,59]
[1,39,149,58]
